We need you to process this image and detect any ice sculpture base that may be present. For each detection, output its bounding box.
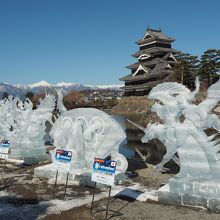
[11,147,49,165]
[34,164,126,187]
[169,176,220,198]
[10,154,50,165]
[23,155,50,165]
[158,177,220,211]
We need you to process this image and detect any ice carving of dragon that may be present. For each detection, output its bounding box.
[131,78,220,178]
[49,91,128,174]
[0,94,56,163]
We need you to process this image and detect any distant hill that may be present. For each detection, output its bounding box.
[0,80,123,99]
[0,83,26,100]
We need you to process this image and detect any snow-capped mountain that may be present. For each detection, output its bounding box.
[29,80,52,88]
[0,80,123,99]
[26,81,122,93]
[95,84,122,90]
[0,83,26,99]
[27,80,96,94]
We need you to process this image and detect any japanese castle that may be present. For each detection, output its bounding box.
[120,27,178,96]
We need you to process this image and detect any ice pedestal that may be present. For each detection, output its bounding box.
[34,163,126,187]
[11,145,49,165]
[169,176,220,198]
[34,164,90,184]
[158,177,220,211]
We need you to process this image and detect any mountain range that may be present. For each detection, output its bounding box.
[0,81,123,100]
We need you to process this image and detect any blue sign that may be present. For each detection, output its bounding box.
[92,158,116,186]
[93,158,116,173]
[1,140,10,148]
[0,140,11,159]
[54,149,72,171]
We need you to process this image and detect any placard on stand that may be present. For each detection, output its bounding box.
[0,140,11,169]
[90,158,121,219]
[52,149,72,199]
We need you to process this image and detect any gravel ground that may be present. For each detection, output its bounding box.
[1,161,220,220]
[43,198,220,220]
[42,163,220,220]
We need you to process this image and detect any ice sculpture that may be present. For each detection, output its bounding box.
[141,78,220,177]
[132,77,220,209]
[35,91,128,184]
[0,94,56,164]
[0,96,19,140]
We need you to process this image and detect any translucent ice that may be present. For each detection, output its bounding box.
[48,91,128,174]
[0,94,56,163]
[0,96,19,140]
[131,77,220,198]
[140,78,220,177]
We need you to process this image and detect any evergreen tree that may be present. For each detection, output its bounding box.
[174,52,199,89]
[2,92,8,99]
[25,91,34,100]
[198,49,220,85]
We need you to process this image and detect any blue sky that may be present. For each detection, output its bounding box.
[0,0,219,85]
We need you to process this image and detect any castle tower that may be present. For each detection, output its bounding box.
[120,27,178,96]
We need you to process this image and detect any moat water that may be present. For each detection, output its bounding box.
[112,115,136,159]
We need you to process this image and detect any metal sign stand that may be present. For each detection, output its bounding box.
[4,158,7,169]
[105,185,112,220]
[91,184,120,220]
[53,169,59,199]
[0,158,7,170]
[53,169,70,199]
[64,172,69,198]
[0,158,7,181]
[90,182,97,214]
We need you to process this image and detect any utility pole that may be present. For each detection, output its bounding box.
[181,67,184,84]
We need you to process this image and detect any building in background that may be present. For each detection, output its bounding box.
[120,27,178,96]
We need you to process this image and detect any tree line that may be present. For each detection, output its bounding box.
[173,49,220,89]
[1,48,219,100]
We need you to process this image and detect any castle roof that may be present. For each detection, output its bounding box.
[132,47,179,58]
[120,61,172,82]
[126,56,176,70]
[136,28,175,45]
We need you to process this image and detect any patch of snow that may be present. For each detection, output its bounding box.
[0,190,12,197]
[1,173,29,180]
[6,159,24,164]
